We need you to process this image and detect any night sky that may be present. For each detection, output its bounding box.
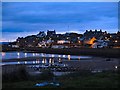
[2,2,118,42]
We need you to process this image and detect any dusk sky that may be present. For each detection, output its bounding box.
[2,2,118,42]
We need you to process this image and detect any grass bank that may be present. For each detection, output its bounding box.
[2,65,119,88]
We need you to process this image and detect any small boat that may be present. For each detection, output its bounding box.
[35,82,49,87]
[35,81,60,87]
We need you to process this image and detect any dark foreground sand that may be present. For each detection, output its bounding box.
[63,57,119,70]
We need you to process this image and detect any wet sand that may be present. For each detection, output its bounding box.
[2,56,119,75]
[63,57,119,70]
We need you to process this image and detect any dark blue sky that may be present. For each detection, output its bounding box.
[2,2,118,42]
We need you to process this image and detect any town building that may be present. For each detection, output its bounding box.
[83,29,107,40]
[36,31,46,37]
[5,29,120,49]
[47,30,56,37]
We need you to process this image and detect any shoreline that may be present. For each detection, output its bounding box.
[1,48,120,58]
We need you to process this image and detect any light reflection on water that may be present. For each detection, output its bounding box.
[17,52,20,56]
[1,52,92,65]
[1,57,93,66]
[1,52,91,60]
[33,53,35,56]
[1,59,53,65]
[1,59,42,65]
[25,53,27,57]
[68,55,71,60]
[2,52,6,57]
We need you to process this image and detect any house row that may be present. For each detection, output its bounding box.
[5,30,120,49]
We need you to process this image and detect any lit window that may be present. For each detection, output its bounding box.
[68,55,71,60]
[115,66,117,69]
[115,40,118,43]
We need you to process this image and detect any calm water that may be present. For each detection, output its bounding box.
[0,52,92,65]
[1,52,91,60]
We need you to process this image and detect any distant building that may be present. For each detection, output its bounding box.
[51,43,69,49]
[57,40,70,44]
[37,41,46,48]
[46,39,54,44]
[84,37,96,45]
[92,40,108,48]
[114,31,120,47]
[51,45,65,49]
[8,42,19,48]
[13,29,120,49]
[47,30,56,37]
[83,29,107,40]
[105,32,120,48]
[36,31,46,37]
[64,33,70,37]
[16,35,39,47]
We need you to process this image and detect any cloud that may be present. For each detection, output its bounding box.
[2,2,118,41]
[3,2,117,24]
[80,16,118,29]
[2,31,39,42]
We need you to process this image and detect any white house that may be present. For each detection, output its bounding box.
[46,40,54,44]
[92,40,108,48]
[51,44,69,49]
[57,40,70,44]
[38,41,46,48]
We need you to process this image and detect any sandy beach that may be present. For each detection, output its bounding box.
[2,56,119,75]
